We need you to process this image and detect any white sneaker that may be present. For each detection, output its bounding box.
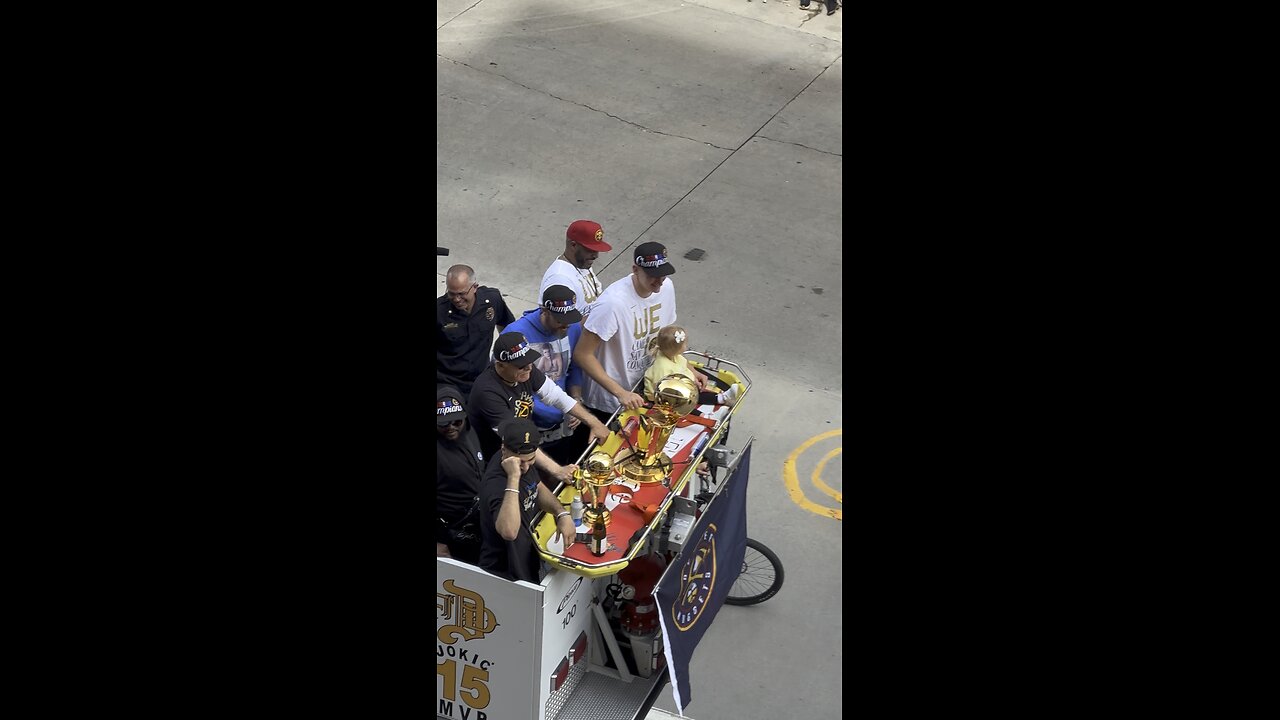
[718,383,742,407]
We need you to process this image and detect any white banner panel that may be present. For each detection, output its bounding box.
[437,558,544,720]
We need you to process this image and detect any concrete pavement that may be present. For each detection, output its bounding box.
[438,2,842,718]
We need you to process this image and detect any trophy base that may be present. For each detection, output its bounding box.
[582,506,612,528]
[617,452,673,484]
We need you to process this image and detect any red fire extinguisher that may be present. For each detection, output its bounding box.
[617,552,667,678]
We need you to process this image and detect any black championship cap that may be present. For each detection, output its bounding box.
[634,241,676,277]
[501,417,541,454]
[542,284,584,324]
[437,385,467,426]
[493,331,542,368]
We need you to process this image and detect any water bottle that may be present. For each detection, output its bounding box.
[571,493,584,529]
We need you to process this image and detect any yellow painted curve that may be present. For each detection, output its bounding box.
[812,448,842,503]
[782,429,842,520]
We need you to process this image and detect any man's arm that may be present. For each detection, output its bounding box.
[573,329,644,410]
[534,449,574,485]
[495,295,516,332]
[531,372,607,466]
[495,456,525,541]
[537,481,576,549]
[533,372,601,441]
[567,402,609,446]
[565,380,584,429]
[565,324,586,428]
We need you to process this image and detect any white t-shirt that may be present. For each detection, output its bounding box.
[580,273,677,413]
[539,258,605,317]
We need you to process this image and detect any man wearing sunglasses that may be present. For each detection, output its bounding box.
[437,264,515,397]
[469,331,610,486]
[436,385,484,564]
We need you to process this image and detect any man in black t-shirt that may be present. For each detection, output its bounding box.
[436,385,484,564]
[437,264,516,397]
[477,418,578,583]
[469,331,609,487]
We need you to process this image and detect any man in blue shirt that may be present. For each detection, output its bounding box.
[503,284,593,465]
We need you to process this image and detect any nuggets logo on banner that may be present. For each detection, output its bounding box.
[654,445,753,715]
[673,526,718,630]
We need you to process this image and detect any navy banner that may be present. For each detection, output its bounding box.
[655,444,751,714]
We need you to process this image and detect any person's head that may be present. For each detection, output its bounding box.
[446,265,478,311]
[650,325,689,360]
[437,385,468,441]
[631,241,675,297]
[564,220,611,270]
[538,285,583,338]
[499,417,541,470]
[492,331,542,384]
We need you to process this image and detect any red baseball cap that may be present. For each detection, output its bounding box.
[567,220,612,252]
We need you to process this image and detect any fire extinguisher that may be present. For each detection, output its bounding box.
[617,552,667,678]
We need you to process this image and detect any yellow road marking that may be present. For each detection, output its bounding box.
[812,448,843,503]
[782,429,842,520]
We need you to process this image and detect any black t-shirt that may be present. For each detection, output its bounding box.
[477,452,544,583]
[437,424,484,520]
[468,364,550,461]
[437,287,516,393]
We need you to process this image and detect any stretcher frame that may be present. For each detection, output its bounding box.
[531,351,751,578]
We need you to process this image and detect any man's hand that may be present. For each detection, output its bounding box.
[565,414,581,430]
[437,542,452,558]
[552,464,577,484]
[617,390,645,411]
[555,515,577,549]
[502,455,523,478]
[586,416,610,446]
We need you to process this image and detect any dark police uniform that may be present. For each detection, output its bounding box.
[436,286,515,397]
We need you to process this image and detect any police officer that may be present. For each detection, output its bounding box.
[437,264,516,397]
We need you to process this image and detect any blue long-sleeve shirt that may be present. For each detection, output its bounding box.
[502,309,584,428]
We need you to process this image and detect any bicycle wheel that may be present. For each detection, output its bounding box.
[726,538,783,606]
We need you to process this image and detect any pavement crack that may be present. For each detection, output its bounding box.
[437,0,485,31]
[438,54,734,150]
[755,135,841,157]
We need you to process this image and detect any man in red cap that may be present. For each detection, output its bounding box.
[539,220,612,319]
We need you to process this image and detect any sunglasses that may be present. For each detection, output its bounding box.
[441,418,465,428]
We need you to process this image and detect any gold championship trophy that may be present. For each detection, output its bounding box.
[618,374,699,485]
[577,450,617,529]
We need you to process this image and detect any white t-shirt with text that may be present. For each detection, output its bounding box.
[580,273,677,413]
[539,258,605,318]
